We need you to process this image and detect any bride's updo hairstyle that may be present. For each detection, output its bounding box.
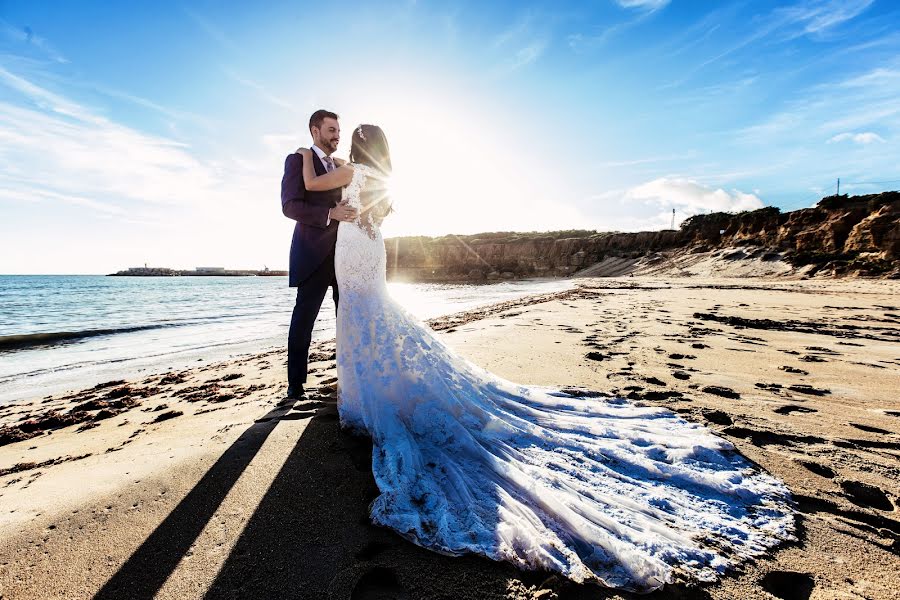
[350,124,392,175]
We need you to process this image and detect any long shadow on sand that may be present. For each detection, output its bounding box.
[92,399,300,600]
[202,400,714,600]
[95,392,713,600]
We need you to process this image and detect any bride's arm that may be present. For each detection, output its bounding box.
[295,148,354,191]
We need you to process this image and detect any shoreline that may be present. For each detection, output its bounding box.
[1,276,898,599]
[0,277,573,406]
[0,284,586,449]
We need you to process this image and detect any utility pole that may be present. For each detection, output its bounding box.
[836,177,840,195]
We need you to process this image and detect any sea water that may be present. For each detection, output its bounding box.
[0,275,572,404]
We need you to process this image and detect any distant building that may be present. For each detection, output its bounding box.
[195,267,225,273]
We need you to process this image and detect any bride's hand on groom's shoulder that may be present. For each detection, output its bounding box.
[295,147,311,158]
[333,157,347,166]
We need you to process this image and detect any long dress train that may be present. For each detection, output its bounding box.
[333,165,793,593]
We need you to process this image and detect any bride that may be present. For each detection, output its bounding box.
[295,125,794,593]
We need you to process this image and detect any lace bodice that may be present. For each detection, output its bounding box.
[341,164,382,239]
[334,164,387,296]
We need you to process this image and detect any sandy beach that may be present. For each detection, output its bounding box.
[1,277,898,600]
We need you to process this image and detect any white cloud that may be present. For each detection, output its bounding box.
[569,6,659,52]
[615,0,670,11]
[589,178,765,231]
[223,69,298,111]
[629,177,764,213]
[777,0,875,36]
[0,66,294,273]
[0,66,101,123]
[0,186,126,215]
[492,12,536,48]
[489,11,548,72]
[839,67,900,89]
[733,60,900,151]
[508,41,546,70]
[598,152,695,169]
[182,8,240,52]
[827,131,886,144]
[0,67,220,209]
[0,101,219,207]
[661,1,874,89]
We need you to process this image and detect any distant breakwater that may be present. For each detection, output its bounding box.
[109,268,288,277]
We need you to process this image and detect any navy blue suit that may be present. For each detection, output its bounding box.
[281,151,343,388]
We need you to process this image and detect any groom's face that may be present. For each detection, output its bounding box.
[312,117,340,155]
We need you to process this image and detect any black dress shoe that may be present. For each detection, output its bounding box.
[285,385,306,399]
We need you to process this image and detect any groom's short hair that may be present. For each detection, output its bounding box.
[309,109,339,132]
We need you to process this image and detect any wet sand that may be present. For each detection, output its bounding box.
[0,277,898,599]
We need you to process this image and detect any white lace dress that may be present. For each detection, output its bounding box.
[333,165,794,593]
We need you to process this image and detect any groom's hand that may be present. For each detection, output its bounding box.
[329,203,358,222]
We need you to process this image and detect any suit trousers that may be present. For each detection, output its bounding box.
[287,248,339,388]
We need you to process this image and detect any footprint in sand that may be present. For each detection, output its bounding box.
[701,409,732,425]
[849,423,892,435]
[702,385,740,399]
[723,427,825,447]
[774,405,817,415]
[779,366,809,375]
[756,383,783,391]
[799,355,826,363]
[797,460,835,478]
[350,567,409,600]
[629,390,683,401]
[760,570,815,600]
[840,480,894,511]
[805,346,839,355]
[148,410,182,424]
[787,384,831,396]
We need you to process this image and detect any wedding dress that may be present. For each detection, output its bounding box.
[333,165,793,592]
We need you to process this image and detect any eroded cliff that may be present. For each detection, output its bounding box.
[385,192,899,281]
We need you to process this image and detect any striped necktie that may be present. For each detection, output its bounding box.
[323,156,334,172]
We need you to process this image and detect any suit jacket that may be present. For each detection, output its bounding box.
[281,151,343,286]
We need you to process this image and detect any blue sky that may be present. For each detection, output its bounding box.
[1,0,899,273]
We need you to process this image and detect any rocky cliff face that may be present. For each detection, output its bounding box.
[385,192,899,281]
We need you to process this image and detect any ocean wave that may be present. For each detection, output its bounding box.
[0,325,170,352]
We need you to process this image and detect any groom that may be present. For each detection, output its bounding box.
[281,109,358,399]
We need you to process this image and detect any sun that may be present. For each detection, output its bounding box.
[334,85,537,238]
